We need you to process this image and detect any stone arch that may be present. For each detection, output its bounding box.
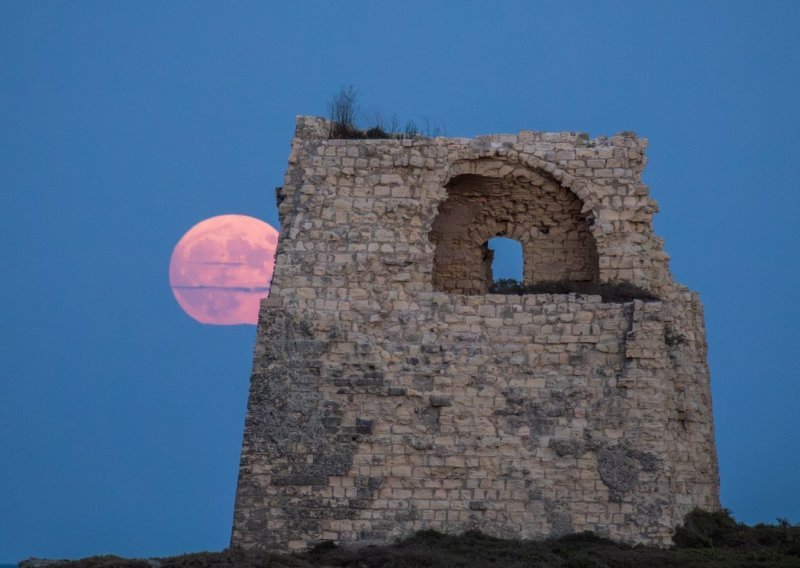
[430,160,599,294]
[444,156,601,227]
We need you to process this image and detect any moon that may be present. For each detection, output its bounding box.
[169,215,279,325]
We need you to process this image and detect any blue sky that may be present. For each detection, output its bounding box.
[2,0,799,562]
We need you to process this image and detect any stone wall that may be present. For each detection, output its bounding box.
[231,117,719,552]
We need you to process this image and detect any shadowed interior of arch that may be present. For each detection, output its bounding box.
[487,236,523,284]
[430,171,599,294]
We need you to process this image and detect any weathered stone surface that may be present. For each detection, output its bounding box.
[231,116,720,552]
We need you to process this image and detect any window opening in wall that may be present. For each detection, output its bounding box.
[487,237,523,286]
[430,171,600,295]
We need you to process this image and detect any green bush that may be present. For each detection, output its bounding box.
[673,508,744,548]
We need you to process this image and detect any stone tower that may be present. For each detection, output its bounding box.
[231,116,719,552]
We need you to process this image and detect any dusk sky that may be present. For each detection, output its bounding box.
[2,1,799,563]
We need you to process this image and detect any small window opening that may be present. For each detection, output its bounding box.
[487,237,523,286]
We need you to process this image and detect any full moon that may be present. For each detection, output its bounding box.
[169,215,279,325]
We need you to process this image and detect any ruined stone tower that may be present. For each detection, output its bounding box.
[231,116,719,551]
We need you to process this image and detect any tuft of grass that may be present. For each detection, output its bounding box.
[326,86,442,140]
[328,85,361,139]
[488,278,659,303]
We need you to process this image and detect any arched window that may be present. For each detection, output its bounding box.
[429,170,598,295]
[487,237,523,285]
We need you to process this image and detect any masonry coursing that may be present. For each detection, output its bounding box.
[231,116,719,552]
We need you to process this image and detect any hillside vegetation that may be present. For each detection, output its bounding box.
[21,510,800,568]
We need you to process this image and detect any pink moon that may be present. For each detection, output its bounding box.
[169,215,279,325]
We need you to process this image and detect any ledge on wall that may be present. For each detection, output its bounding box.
[487,279,660,303]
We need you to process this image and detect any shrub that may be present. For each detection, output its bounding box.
[673,508,743,548]
[326,87,438,140]
[328,85,360,139]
